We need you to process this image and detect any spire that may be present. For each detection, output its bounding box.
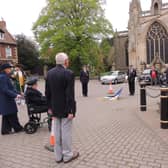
[151,0,162,15]
[130,0,142,13]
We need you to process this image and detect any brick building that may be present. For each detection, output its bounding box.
[0,20,18,64]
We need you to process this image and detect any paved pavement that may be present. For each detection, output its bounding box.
[0,80,168,168]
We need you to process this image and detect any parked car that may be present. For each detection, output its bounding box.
[159,72,167,85]
[100,71,126,84]
[138,69,152,84]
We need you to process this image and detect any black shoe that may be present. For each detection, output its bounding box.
[56,158,63,163]
[1,131,13,135]
[15,127,24,133]
[64,152,79,163]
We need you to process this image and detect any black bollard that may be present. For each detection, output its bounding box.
[140,82,146,111]
[160,87,168,129]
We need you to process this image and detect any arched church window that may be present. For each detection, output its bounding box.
[154,3,159,15]
[146,22,168,64]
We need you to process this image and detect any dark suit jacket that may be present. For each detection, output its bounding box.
[45,65,76,118]
[80,70,89,83]
[0,72,18,116]
[127,69,136,82]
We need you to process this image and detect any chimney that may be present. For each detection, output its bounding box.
[0,19,6,29]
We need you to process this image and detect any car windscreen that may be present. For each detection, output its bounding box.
[143,69,151,74]
[111,72,118,76]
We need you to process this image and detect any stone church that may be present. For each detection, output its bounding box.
[114,0,168,72]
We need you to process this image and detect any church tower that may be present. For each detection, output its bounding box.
[151,0,162,15]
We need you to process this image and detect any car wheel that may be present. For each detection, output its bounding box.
[114,79,118,84]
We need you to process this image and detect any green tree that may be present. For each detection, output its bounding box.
[32,0,113,74]
[100,38,114,71]
[15,34,39,70]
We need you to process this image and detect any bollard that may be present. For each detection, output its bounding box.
[140,82,146,111]
[160,87,168,129]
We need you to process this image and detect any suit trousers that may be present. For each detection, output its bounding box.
[54,118,73,162]
[82,82,88,96]
[128,79,135,95]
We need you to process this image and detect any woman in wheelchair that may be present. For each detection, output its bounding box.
[25,78,47,111]
[24,78,51,134]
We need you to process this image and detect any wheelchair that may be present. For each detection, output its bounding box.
[24,97,51,134]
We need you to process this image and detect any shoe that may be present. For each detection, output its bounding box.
[56,158,63,163]
[64,152,79,163]
[15,128,24,133]
[1,131,13,135]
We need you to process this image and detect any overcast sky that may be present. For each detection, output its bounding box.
[0,0,168,37]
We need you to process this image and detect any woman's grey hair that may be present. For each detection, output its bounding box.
[55,52,68,65]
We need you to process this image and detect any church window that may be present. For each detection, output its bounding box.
[154,3,159,15]
[0,32,4,39]
[146,22,168,64]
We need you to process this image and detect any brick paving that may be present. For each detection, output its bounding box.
[0,80,168,168]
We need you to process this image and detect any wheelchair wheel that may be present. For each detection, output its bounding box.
[24,122,38,134]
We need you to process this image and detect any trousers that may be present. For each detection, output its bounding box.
[128,79,135,95]
[54,118,73,161]
[82,82,88,96]
[1,113,23,134]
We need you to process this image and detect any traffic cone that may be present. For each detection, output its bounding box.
[108,82,113,94]
[50,118,55,146]
[44,118,55,152]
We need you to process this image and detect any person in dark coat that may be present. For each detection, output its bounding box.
[80,65,89,97]
[127,65,136,96]
[0,63,23,135]
[25,78,48,110]
[45,52,79,163]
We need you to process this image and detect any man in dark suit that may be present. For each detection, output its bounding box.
[127,65,136,96]
[45,52,79,163]
[80,65,89,97]
[0,63,23,135]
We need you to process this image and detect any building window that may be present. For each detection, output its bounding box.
[0,32,4,39]
[5,46,12,58]
[154,3,159,15]
[146,22,168,64]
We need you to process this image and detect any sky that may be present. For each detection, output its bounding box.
[0,0,168,37]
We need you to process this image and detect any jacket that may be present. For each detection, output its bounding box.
[25,87,47,106]
[127,69,136,82]
[80,70,89,83]
[0,72,18,116]
[45,65,76,118]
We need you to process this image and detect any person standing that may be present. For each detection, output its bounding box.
[127,65,136,96]
[13,64,26,92]
[80,65,89,97]
[150,66,158,85]
[0,63,23,135]
[45,52,79,163]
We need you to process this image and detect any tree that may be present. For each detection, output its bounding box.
[15,34,40,70]
[100,38,114,71]
[32,0,113,74]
